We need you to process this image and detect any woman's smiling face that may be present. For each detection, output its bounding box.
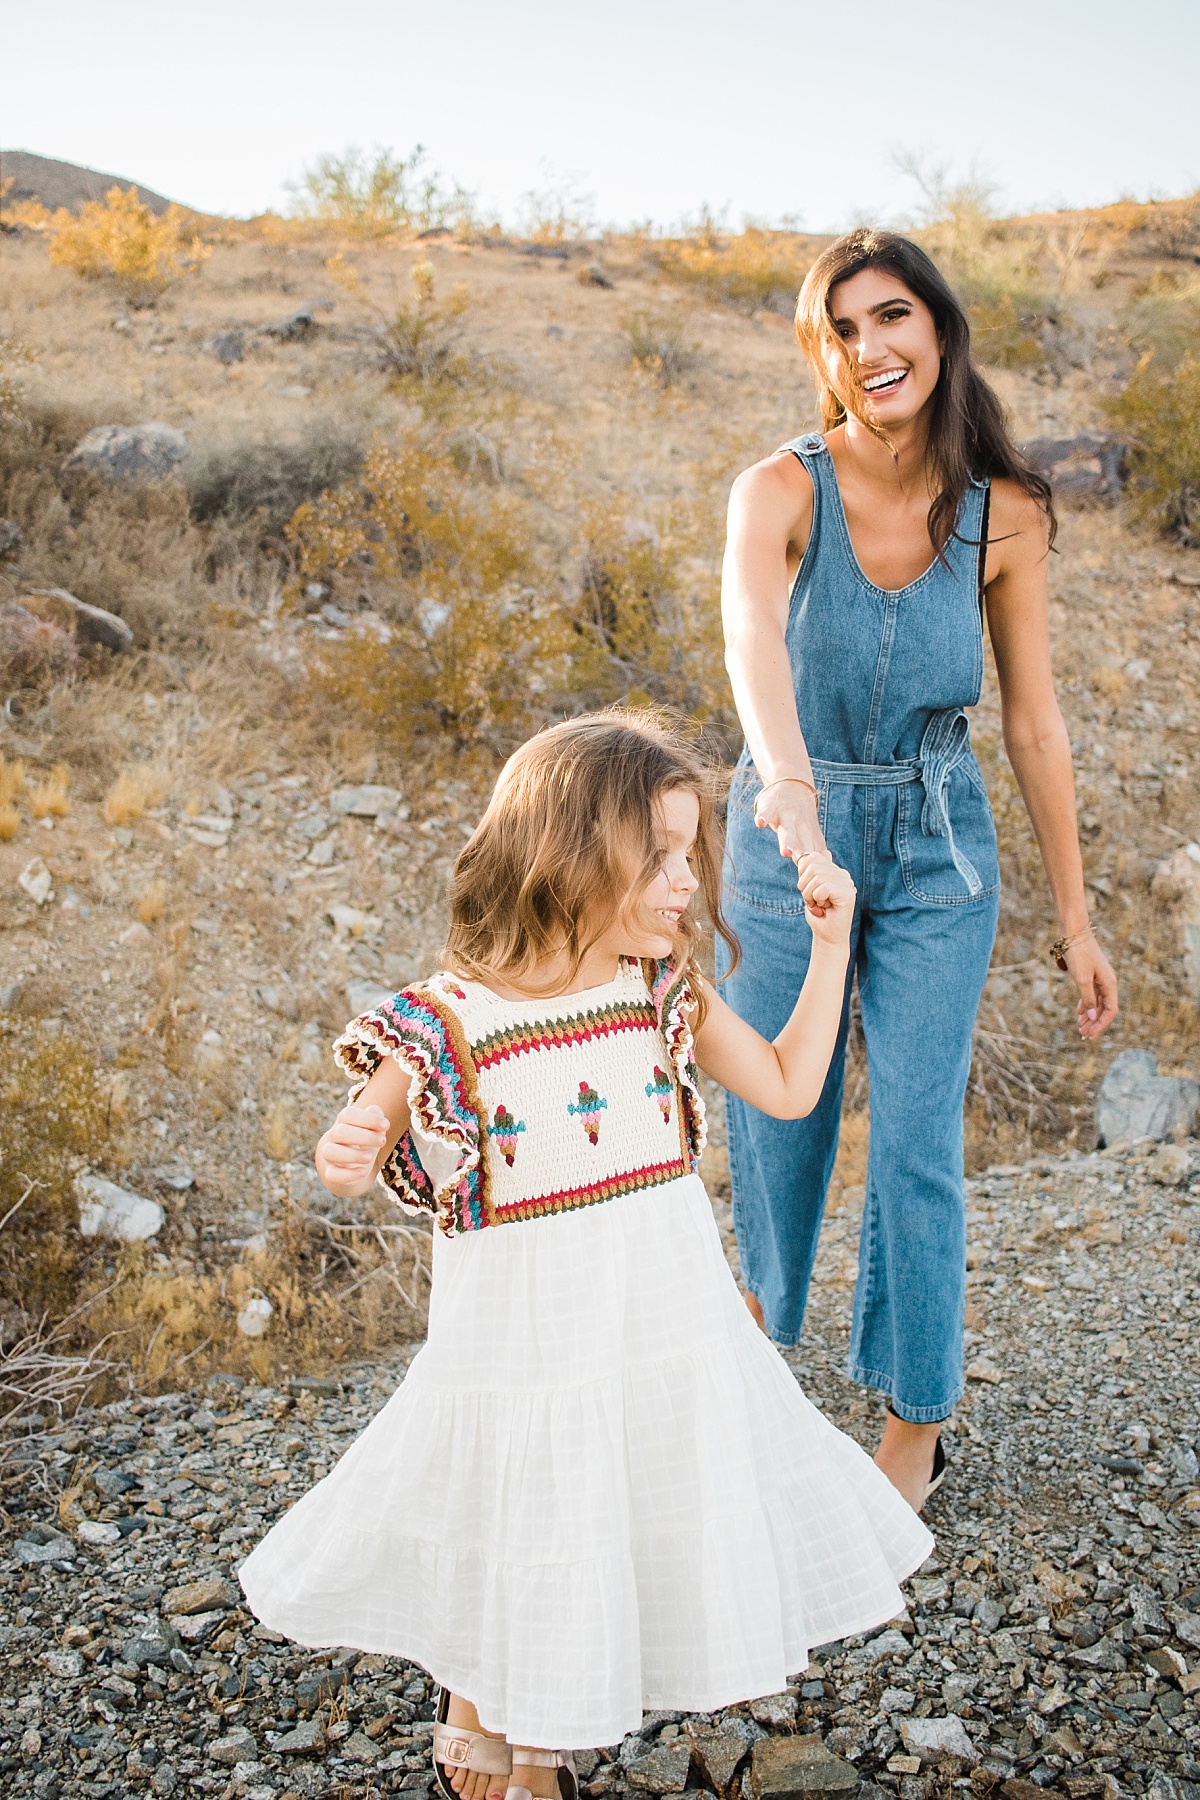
[824,267,943,429]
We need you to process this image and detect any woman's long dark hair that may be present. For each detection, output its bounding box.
[795,228,1055,554]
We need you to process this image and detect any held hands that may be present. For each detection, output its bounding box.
[754,784,827,862]
[793,850,856,945]
[315,1102,391,1197]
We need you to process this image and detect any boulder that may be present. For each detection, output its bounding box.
[750,1735,859,1800]
[261,307,317,342]
[62,423,189,483]
[13,1524,76,1565]
[688,1731,749,1793]
[1021,434,1128,501]
[627,1742,693,1793]
[17,856,54,905]
[1095,1049,1200,1146]
[123,1615,182,1668]
[209,1728,257,1767]
[20,587,133,652]
[162,1575,240,1616]
[898,1715,977,1769]
[211,329,245,364]
[76,1173,165,1242]
[275,1717,327,1755]
[329,783,403,818]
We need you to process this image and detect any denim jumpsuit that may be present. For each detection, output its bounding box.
[717,433,1000,1423]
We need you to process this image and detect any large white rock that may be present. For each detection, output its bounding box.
[329,784,403,818]
[237,1294,273,1338]
[18,856,53,905]
[1095,1049,1200,1146]
[62,423,188,483]
[899,1715,977,1767]
[76,1174,165,1242]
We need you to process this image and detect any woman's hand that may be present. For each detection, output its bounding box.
[795,850,856,943]
[754,784,827,864]
[1063,935,1118,1039]
[316,1102,391,1197]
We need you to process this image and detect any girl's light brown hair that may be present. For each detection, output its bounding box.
[446,709,738,1011]
[795,227,1055,557]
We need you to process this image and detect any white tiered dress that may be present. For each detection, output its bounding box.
[239,959,932,1748]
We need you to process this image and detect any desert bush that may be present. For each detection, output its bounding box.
[1106,353,1200,541]
[0,601,79,690]
[103,763,169,824]
[622,310,698,387]
[650,217,813,315]
[29,763,70,818]
[0,334,34,423]
[326,255,473,394]
[289,439,570,744]
[38,475,210,647]
[288,144,475,237]
[0,1018,113,1319]
[1120,271,1200,372]
[186,419,367,536]
[518,171,595,246]
[574,502,728,717]
[47,186,210,307]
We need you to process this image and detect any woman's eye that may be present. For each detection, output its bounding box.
[881,307,911,323]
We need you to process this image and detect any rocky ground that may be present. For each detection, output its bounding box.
[1,1136,1196,1800]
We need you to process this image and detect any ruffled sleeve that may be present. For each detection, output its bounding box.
[644,959,707,1172]
[332,983,488,1236]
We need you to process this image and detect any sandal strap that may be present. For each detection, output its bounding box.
[515,1752,575,1771]
[435,1724,513,1776]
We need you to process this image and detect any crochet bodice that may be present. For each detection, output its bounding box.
[334,958,706,1237]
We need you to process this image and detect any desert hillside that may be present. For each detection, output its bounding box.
[0,174,1197,1400]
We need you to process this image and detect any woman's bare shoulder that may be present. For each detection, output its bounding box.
[985,475,1052,580]
[729,446,814,530]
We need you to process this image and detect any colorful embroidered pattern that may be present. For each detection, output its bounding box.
[333,960,707,1239]
[489,1103,526,1167]
[333,986,488,1236]
[494,1157,689,1225]
[646,1065,673,1124]
[474,1001,656,1070]
[568,1080,607,1145]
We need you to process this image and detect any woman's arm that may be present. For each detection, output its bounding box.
[315,1057,413,1197]
[984,481,1118,1039]
[693,853,854,1116]
[722,456,827,861]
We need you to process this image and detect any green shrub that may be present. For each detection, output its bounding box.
[1106,353,1200,541]
[287,145,474,236]
[649,216,813,315]
[1120,271,1200,372]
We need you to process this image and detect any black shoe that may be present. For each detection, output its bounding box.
[887,1404,948,1501]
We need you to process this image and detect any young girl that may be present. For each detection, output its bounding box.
[240,711,932,1800]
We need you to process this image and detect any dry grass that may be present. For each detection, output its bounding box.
[0,803,18,842]
[103,764,169,824]
[0,755,26,804]
[136,877,168,924]
[28,762,70,818]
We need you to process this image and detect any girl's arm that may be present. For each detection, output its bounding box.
[315,1057,413,1198]
[722,456,828,861]
[692,853,853,1119]
[984,481,1118,1040]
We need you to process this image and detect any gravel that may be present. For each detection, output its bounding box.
[0,1139,1196,1798]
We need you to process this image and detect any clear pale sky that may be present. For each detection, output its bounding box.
[4,0,1197,229]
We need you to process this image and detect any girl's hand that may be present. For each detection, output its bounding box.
[316,1102,391,1197]
[794,850,856,943]
[755,784,827,863]
[1063,935,1118,1039]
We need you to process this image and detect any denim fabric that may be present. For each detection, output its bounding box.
[718,434,999,1422]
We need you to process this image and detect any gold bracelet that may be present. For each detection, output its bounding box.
[1050,922,1094,971]
[756,775,818,804]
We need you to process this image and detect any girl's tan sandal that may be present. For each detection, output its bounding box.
[433,1689,513,1800]
[507,1749,579,1800]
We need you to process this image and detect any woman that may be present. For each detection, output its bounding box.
[718,228,1117,1513]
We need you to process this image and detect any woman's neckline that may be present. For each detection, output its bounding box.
[818,431,955,597]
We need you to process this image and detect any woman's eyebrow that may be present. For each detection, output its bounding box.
[830,296,912,327]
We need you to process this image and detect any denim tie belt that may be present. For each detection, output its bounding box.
[809,708,983,896]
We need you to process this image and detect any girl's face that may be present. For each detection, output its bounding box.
[824,268,942,429]
[614,786,700,960]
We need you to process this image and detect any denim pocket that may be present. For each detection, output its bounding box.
[723,773,828,915]
[896,763,999,906]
